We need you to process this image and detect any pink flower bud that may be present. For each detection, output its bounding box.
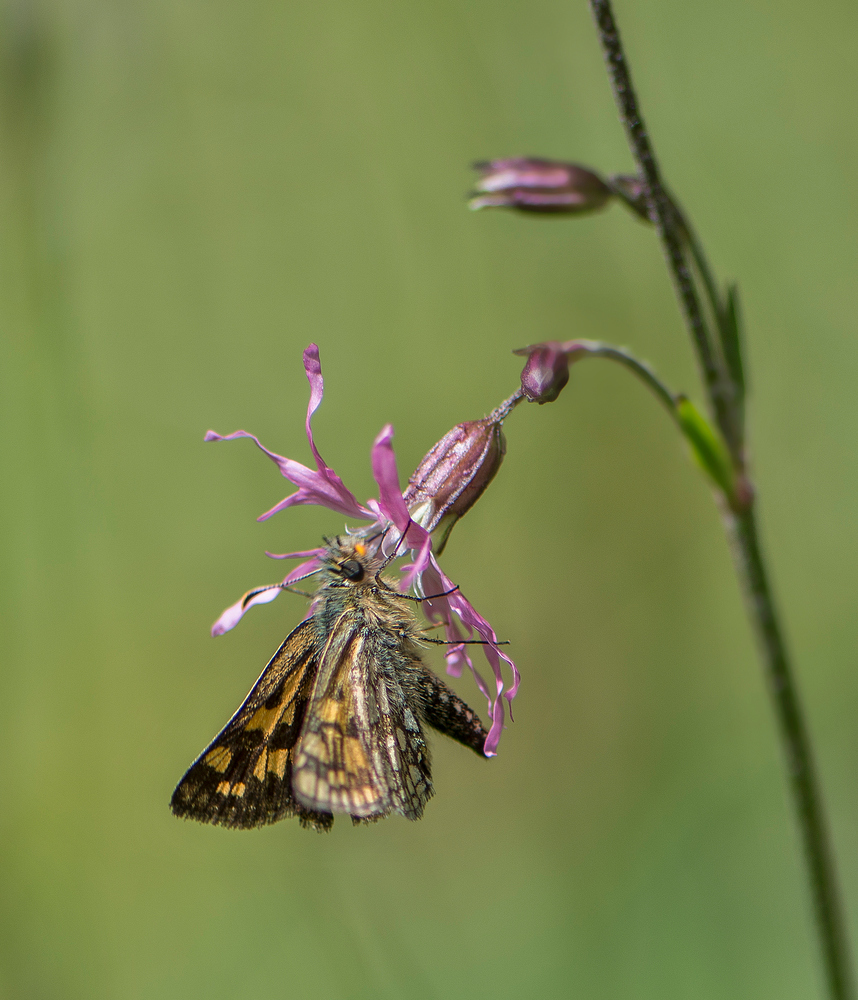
[469,158,613,214]
[513,341,589,403]
[404,416,507,554]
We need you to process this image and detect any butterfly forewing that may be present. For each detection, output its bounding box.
[292,628,389,817]
[293,610,433,821]
[170,618,332,830]
[359,646,434,821]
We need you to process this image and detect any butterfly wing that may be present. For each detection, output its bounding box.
[170,618,333,831]
[413,663,488,755]
[292,613,433,821]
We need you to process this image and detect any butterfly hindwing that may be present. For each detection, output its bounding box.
[170,618,333,831]
[412,663,488,756]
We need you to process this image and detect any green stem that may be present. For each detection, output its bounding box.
[683,219,724,335]
[587,0,741,461]
[565,340,678,418]
[566,342,737,511]
[587,1,854,996]
[727,505,854,1000]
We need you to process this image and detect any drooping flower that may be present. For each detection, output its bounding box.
[206,344,517,755]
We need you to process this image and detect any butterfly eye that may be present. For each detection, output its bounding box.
[339,559,364,581]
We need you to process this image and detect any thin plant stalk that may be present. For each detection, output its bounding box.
[559,340,678,416]
[587,1,854,997]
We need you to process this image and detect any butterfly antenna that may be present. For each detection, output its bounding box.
[373,571,460,603]
[278,566,325,588]
[421,636,511,647]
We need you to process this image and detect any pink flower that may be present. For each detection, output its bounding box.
[206,344,517,755]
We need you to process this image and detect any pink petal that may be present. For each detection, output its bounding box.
[418,555,518,756]
[399,533,433,591]
[483,694,504,757]
[211,584,285,636]
[282,556,325,586]
[205,429,371,521]
[302,343,328,472]
[441,619,475,678]
[370,424,431,551]
[265,547,326,560]
[371,425,410,532]
[210,557,323,636]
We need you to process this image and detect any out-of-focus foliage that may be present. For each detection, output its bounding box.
[2,0,857,997]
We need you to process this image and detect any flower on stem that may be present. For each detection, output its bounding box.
[469,158,614,214]
[205,344,517,755]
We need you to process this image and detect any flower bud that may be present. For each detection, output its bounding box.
[513,340,589,403]
[404,416,507,554]
[469,158,613,215]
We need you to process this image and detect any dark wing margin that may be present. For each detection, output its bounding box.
[170,619,333,831]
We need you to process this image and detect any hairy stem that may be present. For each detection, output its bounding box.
[727,506,854,1000]
[587,1,854,996]
[588,0,741,461]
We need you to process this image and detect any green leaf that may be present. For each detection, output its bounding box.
[720,282,745,412]
[675,395,736,500]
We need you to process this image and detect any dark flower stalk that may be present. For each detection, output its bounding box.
[580,2,853,997]
[470,4,853,996]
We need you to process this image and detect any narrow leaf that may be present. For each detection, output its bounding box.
[675,395,736,500]
[720,282,745,411]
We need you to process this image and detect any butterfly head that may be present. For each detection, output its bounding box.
[321,535,385,585]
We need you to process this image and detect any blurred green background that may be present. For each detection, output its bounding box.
[2,0,857,996]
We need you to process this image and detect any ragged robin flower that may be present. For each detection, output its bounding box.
[205,344,519,755]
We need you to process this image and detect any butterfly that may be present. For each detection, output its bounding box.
[170,536,488,831]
